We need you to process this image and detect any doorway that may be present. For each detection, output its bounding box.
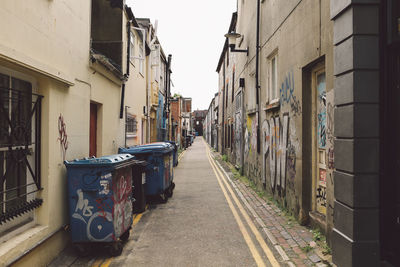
[306,63,328,222]
[89,103,97,157]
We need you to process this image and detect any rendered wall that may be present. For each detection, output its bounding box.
[0,1,126,265]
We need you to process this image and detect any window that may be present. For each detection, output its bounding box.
[139,44,144,75]
[153,45,160,82]
[232,70,235,102]
[91,0,123,71]
[126,114,138,136]
[231,123,234,148]
[130,32,135,64]
[268,52,278,103]
[226,83,229,108]
[0,68,43,228]
[227,49,229,67]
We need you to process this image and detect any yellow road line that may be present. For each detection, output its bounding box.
[205,140,280,267]
[91,258,104,267]
[178,150,186,161]
[100,258,113,267]
[206,147,266,267]
[132,213,143,227]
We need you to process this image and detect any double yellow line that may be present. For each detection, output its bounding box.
[178,150,186,161]
[204,140,279,267]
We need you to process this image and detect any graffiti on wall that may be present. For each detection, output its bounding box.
[247,116,257,153]
[247,162,261,182]
[262,114,289,194]
[245,115,257,155]
[286,142,297,190]
[244,128,250,156]
[279,71,301,116]
[316,186,327,208]
[235,111,242,164]
[326,102,334,146]
[317,74,327,149]
[316,73,328,215]
[58,114,69,161]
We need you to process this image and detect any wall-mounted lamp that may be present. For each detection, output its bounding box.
[224,31,248,55]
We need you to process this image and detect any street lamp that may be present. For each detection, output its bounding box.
[224,31,248,55]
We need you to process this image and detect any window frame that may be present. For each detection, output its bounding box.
[129,31,136,66]
[126,114,138,137]
[267,51,279,104]
[0,66,43,231]
[139,43,144,75]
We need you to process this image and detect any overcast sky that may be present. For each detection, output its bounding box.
[126,0,237,111]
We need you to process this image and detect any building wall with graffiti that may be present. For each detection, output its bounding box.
[208,0,335,241]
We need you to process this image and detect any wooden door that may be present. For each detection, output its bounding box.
[89,103,97,157]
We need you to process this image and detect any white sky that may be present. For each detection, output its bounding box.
[126,0,237,111]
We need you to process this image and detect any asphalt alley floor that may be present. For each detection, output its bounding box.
[49,138,334,267]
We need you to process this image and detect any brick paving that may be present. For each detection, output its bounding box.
[213,154,334,267]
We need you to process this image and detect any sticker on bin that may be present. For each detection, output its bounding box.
[99,173,112,195]
[142,173,146,184]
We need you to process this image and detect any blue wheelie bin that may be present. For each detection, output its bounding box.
[64,154,138,256]
[166,141,178,167]
[119,142,175,203]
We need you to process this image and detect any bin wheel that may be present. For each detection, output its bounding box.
[74,244,90,257]
[160,192,168,203]
[120,230,130,242]
[166,183,175,198]
[166,188,173,198]
[109,241,123,256]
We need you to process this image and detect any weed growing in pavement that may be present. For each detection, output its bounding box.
[301,245,313,253]
[222,154,228,162]
[312,229,332,255]
[312,229,324,241]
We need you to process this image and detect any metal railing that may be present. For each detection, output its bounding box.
[0,87,43,224]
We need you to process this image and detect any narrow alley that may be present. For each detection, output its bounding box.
[0,1,395,266]
[49,138,331,267]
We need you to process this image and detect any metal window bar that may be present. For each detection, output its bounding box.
[0,86,43,224]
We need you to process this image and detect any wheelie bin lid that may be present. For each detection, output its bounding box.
[119,142,173,155]
[64,153,135,167]
[166,141,177,149]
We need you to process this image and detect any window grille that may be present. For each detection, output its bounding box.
[0,74,43,225]
[126,114,137,135]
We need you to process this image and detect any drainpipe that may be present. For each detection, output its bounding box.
[222,60,226,154]
[120,21,132,119]
[147,39,151,143]
[256,0,261,153]
[146,22,158,143]
[126,21,131,78]
[166,54,172,140]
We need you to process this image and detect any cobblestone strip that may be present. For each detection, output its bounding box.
[213,156,333,267]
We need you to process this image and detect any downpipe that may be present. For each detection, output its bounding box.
[256,0,261,154]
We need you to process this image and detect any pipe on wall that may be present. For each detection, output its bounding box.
[120,21,131,119]
[255,0,261,153]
